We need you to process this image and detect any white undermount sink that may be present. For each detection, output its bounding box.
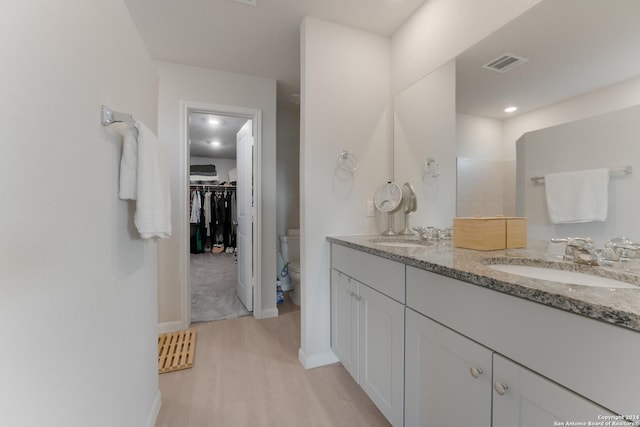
[488,264,637,289]
[373,241,425,248]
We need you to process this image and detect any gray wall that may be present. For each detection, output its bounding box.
[517,105,640,245]
[276,108,301,238]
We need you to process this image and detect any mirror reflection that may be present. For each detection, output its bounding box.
[394,0,640,233]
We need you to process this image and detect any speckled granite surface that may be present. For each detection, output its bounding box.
[327,235,640,333]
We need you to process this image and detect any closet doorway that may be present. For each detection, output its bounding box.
[186,105,259,323]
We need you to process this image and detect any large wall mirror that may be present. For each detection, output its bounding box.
[393,0,640,233]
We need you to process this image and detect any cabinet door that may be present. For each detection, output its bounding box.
[405,308,492,427]
[331,269,359,381]
[358,283,405,427]
[493,354,616,427]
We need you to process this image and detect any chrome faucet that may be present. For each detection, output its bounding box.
[551,237,601,266]
[413,226,453,241]
[551,236,640,266]
[602,237,640,261]
[414,226,435,240]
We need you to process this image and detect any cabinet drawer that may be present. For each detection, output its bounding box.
[331,244,405,303]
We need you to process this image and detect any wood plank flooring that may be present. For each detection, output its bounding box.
[155,307,390,427]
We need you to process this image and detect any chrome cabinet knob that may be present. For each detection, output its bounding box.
[493,382,509,395]
[469,366,483,378]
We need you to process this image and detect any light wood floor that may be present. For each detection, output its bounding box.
[155,302,390,427]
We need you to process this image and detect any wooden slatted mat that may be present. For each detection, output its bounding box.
[158,329,196,374]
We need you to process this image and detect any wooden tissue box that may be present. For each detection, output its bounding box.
[453,216,527,251]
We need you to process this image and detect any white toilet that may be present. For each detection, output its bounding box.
[280,229,301,306]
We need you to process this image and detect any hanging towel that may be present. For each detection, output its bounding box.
[118,126,138,200]
[133,123,172,239]
[544,168,609,224]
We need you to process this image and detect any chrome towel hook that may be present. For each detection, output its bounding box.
[424,158,441,177]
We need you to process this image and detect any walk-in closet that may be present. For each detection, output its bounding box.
[188,111,251,322]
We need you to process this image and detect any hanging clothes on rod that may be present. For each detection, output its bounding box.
[204,191,213,238]
[224,190,234,249]
[190,189,204,253]
[214,191,227,249]
[190,184,237,191]
[190,189,201,224]
[189,185,237,254]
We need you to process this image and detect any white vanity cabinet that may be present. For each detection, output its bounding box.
[404,307,614,427]
[405,308,492,427]
[329,240,640,427]
[330,244,405,427]
[492,354,614,427]
[406,266,640,426]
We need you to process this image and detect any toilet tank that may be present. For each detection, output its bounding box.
[285,229,300,262]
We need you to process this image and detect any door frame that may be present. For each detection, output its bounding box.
[180,101,262,322]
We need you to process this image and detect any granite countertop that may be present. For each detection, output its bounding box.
[327,235,640,333]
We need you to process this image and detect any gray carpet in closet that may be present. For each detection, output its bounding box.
[190,252,251,323]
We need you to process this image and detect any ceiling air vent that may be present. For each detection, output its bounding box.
[482,53,529,73]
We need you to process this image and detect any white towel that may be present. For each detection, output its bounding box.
[119,126,138,200]
[544,168,609,224]
[133,123,172,239]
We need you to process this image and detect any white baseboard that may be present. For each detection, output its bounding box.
[158,320,187,334]
[298,347,339,369]
[261,307,279,319]
[145,390,162,427]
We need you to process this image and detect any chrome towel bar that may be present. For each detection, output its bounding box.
[101,105,136,127]
[530,165,632,185]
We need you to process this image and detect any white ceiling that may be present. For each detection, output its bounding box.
[125,0,640,125]
[456,0,640,120]
[124,0,428,108]
[189,112,248,158]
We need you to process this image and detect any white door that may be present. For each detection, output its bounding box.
[358,284,405,427]
[404,308,492,427]
[330,269,359,381]
[492,354,615,427]
[236,120,253,311]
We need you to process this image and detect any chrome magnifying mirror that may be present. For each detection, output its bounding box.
[374,181,403,236]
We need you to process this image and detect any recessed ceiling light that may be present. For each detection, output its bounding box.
[208,118,221,126]
[504,106,518,113]
[209,140,221,147]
